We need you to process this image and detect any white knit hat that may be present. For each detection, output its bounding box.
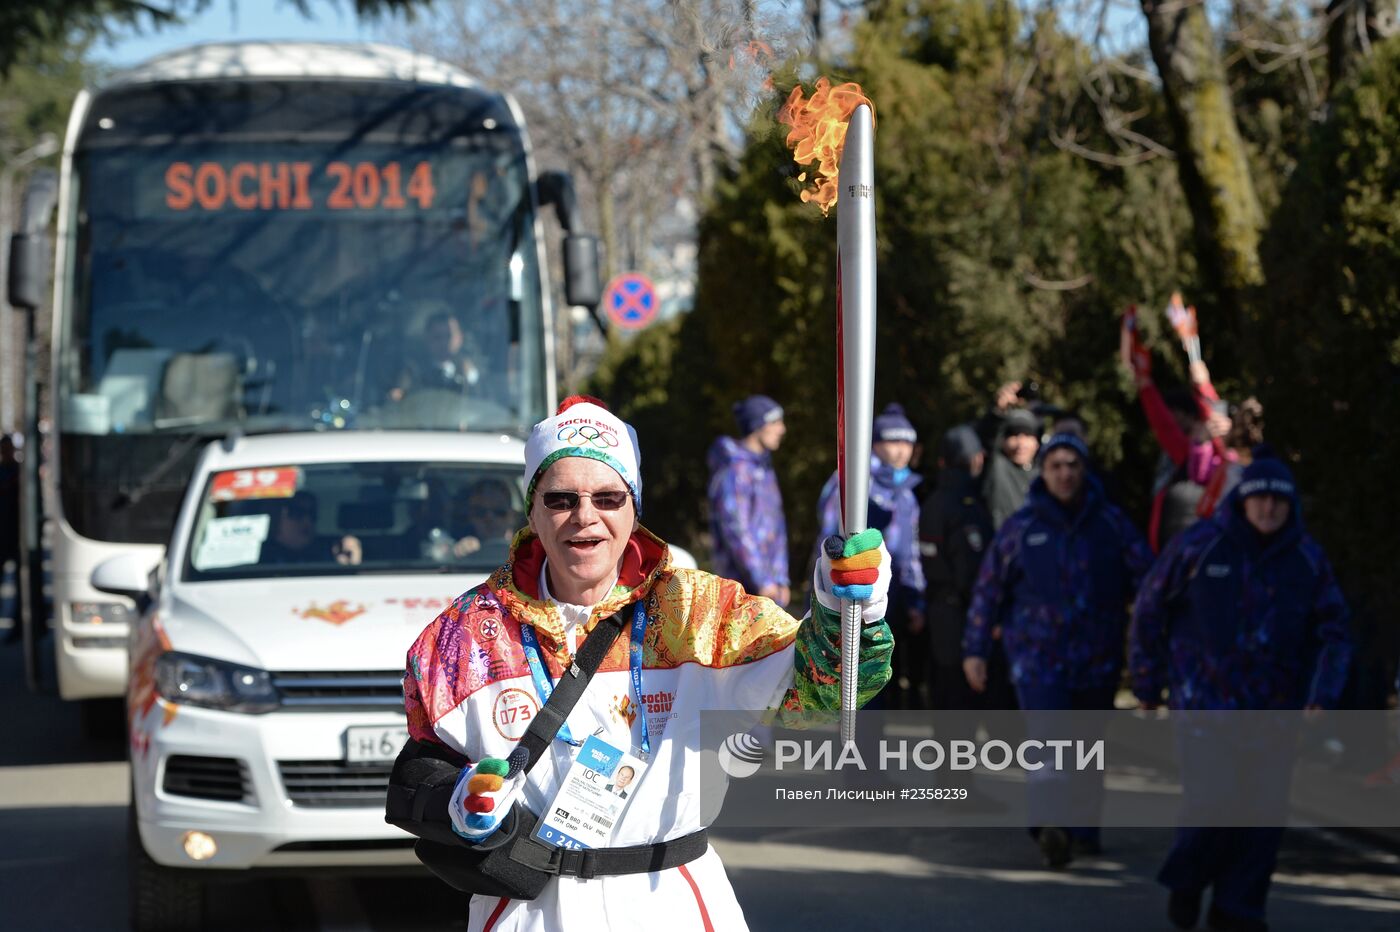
[524,396,642,513]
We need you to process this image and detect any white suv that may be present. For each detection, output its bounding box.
[97,431,529,930]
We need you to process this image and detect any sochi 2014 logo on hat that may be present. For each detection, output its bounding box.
[717,731,767,779]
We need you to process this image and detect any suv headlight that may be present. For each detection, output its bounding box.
[154,652,279,714]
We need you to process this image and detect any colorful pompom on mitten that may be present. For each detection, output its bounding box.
[813,529,891,624]
[448,754,527,841]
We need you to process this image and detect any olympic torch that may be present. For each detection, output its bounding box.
[836,104,876,745]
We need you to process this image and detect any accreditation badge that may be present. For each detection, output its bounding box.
[534,735,648,850]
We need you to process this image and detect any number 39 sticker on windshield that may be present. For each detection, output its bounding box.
[210,467,301,502]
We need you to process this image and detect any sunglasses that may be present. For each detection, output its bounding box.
[540,490,630,512]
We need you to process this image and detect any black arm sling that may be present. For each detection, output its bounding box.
[385,607,708,899]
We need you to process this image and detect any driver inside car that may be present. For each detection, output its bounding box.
[388,308,481,402]
[259,491,362,566]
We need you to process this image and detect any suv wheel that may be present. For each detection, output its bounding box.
[128,807,204,931]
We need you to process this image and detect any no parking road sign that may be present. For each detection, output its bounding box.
[603,272,658,331]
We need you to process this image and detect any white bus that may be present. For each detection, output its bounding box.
[6,41,600,713]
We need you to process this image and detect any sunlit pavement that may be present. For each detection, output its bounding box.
[2,639,1397,931]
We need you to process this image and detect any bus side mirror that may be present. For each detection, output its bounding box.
[562,234,601,310]
[537,170,602,309]
[7,168,59,312]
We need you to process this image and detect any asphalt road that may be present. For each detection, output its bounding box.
[2,638,1398,931]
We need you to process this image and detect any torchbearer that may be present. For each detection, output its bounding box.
[387,396,894,931]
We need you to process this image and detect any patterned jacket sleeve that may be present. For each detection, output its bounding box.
[780,599,894,715]
[1302,542,1353,709]
[963,518,1019,660]
[710,460,775,592]
[403,617,448,746]
[680,569,892,715]
[1128,533,1193,703]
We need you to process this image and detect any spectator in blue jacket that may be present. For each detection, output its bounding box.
[817,403,927,707]
[707,395,790,606]
[1130,450,1352,932]
[964,432,1153,866]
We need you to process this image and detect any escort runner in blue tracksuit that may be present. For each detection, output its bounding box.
[1130,451,1352,932]
[964,433,1153,866]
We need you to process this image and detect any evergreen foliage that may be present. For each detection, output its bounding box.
[593,2,1398,628]
[1255,35,1400,608]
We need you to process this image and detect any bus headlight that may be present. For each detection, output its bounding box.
[154,652,279,714]
[70,601,134,626]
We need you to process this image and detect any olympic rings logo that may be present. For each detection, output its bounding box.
[557,425,620,448]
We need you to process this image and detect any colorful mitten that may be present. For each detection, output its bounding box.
[448,750,528,841]
[813,528,890,624]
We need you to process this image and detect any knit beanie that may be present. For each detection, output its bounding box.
[524,395,641,513]
[733,395,784,437]
[873,403,917,443]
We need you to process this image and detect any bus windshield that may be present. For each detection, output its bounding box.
[56,80,549,543]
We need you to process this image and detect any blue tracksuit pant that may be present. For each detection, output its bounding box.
[1014,682,1116,846]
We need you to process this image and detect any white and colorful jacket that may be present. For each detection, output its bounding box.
[400,525,892,932]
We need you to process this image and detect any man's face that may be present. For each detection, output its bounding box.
[528,457,636,596]
[967,450,986,477]
[754,419,786,452]
[1003,431,1039,467]
[467,488,517,539]
[426,317,465,359]
[873,440,914,470]
[1042,448,1085,504]
[1243,494,1291,536]
[275,497,316,550]
[613,766,635,789]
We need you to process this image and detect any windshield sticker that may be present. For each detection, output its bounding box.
[193,514,270,570]
[211,468,300,502]
[294,600,368,626]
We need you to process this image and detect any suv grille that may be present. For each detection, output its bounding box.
[271,670,404,712]
[278,760,393,808]
[163,755,252,803]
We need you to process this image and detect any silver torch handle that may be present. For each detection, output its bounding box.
[836,103,876,746]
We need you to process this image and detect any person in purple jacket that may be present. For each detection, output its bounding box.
[964,432,1153,866]
[817,403,927,707]
[707,395,790,606]
[1130,449,1352,932]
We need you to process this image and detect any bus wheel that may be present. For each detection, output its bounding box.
[128,808,204,932]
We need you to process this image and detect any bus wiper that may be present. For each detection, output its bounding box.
[112,432,204,510]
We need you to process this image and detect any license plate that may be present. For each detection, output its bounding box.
[344,725,410,764]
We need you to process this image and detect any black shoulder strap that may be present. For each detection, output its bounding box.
[514,607,630,776]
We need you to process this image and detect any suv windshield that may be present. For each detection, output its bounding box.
[183,461,524,581]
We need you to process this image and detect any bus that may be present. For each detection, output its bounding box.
[6,41,600,713]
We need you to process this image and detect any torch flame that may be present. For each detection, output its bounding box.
[778,77,875,216]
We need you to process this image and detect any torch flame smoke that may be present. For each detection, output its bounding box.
[778,77,875,216]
